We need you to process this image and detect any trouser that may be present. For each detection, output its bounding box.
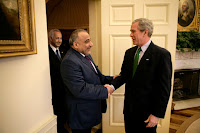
[57,114,68,133]
[71,128,91,133]
[124,112,157,133]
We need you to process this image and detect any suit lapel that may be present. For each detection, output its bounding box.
[59,47,66,59]
[137,42,154,69]
[71,48,98,74]
[130,46,138,70]
[83,55,98,74]
[131,46,138,63]
[87,55,100,74]
[49,45,61,63]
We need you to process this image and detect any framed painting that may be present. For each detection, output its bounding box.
[0,0,36,58]
[177,0,200,31]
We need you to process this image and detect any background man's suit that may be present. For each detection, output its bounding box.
[49,45,67,114]
[111,41,172,131]
[60,48,113,130]
[48,45,68,133]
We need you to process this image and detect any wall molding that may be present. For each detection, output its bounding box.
[33,115,57,133]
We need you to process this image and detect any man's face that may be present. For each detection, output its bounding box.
[50,31,62,48]
[182,3,188,12]
[130,22,145,46]
[75,32,93,55]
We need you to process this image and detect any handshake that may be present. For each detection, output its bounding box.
[104,84,114,97]
[104,74,120,97]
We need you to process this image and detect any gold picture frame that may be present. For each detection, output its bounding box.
[0,0,36,58]
[177,0,200,31]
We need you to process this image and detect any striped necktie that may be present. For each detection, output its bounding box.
[85,56,98,73]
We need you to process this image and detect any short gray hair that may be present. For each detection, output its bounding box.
[132,18,153,37]
[69,29,88,46]
[49,29,61,39]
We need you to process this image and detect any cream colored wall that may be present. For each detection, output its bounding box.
[89,0,102,70]
[0,0,55,133]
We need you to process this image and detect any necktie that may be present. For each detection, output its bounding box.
[85,56,97,73]
[132,47,141,77]
[56,49,62,61]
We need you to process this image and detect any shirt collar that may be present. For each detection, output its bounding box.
[80,53,86,57]
[140,39,151,52]
[50,44,59,53]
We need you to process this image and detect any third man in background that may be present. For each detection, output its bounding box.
[48,29,68,133]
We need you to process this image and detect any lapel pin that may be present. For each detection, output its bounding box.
[146,59,149,61]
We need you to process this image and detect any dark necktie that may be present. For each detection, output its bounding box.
[132,47,141,77]
[56,49,62,61]
[85,56,97,73]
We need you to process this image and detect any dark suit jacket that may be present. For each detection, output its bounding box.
[60,48,113,129]
[111,41,172,119]
[48,45,67,115]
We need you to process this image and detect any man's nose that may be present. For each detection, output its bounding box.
[58,39,62,42]
[90,41,93,47]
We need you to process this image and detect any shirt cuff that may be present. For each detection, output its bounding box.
[111,84,115,91]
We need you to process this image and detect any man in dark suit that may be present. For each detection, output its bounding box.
[108,18,172,133]
[48,29,69,133]
[60,29,115,133]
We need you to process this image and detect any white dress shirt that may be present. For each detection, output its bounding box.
[50,44,61,58]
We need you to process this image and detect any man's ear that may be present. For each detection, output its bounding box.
[144,29,149,36]
[73,42,78,48]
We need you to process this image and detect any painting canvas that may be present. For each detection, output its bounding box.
[0,0,21,40]
[178,0,195,27]
[0,0,36,58]
[178,0,200,31]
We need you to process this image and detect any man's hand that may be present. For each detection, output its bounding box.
[113,74,121,79]
[104,84,114,97]
[144,114,159,128]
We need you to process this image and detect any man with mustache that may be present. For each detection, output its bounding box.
[48,29,68,133]
[61,29,117,133]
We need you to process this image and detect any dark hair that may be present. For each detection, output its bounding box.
[69,29,88,46]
